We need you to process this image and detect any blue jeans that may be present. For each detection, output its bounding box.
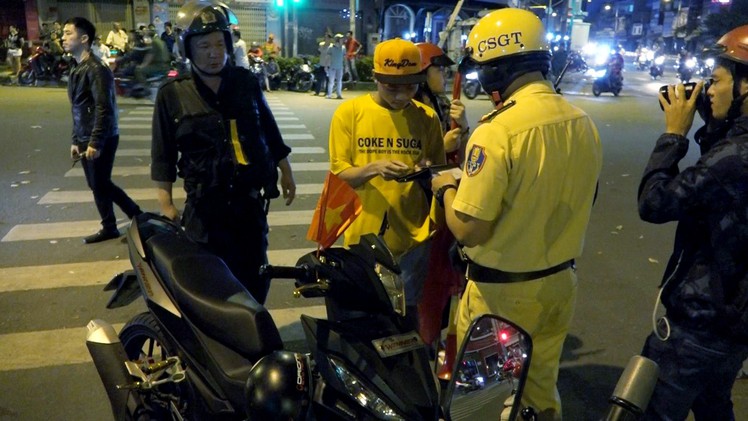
[641,321,748,421]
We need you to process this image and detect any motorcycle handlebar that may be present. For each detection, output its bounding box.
[259,264,313,282]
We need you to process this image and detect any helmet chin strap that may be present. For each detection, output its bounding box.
[490,91,504,109]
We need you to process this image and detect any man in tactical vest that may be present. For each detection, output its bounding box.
[150,1,296,304]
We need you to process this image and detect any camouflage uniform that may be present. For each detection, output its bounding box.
[638,116,748,420]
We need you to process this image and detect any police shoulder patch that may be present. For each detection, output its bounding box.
[466,145,487,177]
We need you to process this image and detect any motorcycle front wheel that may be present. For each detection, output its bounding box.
[120,312,201,420]
[463,82,480,100]
[18,69,35,86]
[592,83,602,97]
[296,74,313,92]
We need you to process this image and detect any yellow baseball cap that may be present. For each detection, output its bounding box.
[373,38,426,84]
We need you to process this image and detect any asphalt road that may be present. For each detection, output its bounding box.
[0,62,745,420]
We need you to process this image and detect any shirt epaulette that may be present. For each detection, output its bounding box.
[479,100,516,124]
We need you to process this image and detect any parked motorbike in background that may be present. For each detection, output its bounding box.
[18,46,71,86]
[249,55,268,90]
[87,213,531,420]
[285,57,315,92]
[649,55,665,80]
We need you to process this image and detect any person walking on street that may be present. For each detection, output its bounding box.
[637,25,748,421]
[328,38,445,327]
[344,30,361,87]
[430,9,602,420]
[62,17,142,243]
[151,1,296,304]
[312,33,332,96]
[326,33,345,99]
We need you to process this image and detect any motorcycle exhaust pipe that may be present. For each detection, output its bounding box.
[85,319,133,421]
[603,355,659,421]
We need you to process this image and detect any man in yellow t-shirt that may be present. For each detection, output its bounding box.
[431,9,602,421]
[328,38,445,326]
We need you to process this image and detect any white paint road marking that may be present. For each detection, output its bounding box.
[64,162,329,177]
[37,184,323,204]
[0,305,327,370]
[1,210,315,242]
[0,248,314,293]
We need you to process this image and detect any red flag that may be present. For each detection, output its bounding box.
[306,172,362,249]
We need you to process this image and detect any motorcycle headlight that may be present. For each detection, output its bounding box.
[686,58,697,68]
[374,262,405,316]
[465,71,479,80]
[329,356,405,420]
[705,58,714,68]
[655,56,665,65]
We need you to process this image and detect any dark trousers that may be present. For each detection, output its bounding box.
[185,195,271,304]
[80,135,141,231]
[313,67,327,95]
[641,321,748,420]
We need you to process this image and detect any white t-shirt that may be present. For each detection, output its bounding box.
[233,38,249,69]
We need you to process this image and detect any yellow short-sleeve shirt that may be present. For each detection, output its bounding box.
[329,94,445,255]
[453,81,603,271]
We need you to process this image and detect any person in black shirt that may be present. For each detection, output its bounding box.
[151,1,296,304]
[62,17,142,243]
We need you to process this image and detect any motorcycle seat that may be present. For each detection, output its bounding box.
[145,233,284,361]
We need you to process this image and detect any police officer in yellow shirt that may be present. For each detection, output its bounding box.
[431,9,603,420]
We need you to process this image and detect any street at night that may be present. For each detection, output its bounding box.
[1,61,747,420]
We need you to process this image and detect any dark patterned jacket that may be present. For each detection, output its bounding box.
[68,53,118,149]
[639,116,748,342]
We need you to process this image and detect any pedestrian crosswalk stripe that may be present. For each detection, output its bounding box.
[277,124,306,129]
[126,110,153,115]
[120,135,151,141]
[272,111,294,115]
[1,210,315,242]
[112,146,323,157]
[37,184,324,204]
[117,149,150,156]
[283,134,315,140]
[0,248,314,293]
[120,132,313,142]
[290,146,325,154]
[64,162,329,177]
[274,117,300,121]
[133,106,153,111]
[0,305,327,371]
[120,116,152,121]
[119,124,151,130]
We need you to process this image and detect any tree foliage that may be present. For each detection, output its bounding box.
[703,9,748,39]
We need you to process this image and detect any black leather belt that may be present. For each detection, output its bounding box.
[468,260,575,283]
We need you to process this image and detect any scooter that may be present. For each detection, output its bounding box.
[649,56,665,80]
[87,213,527,420]
[285,57,315,92]
[676,56,697,83]
[18,46,71,86]
[462,71,483,99]
[592,68,623,97]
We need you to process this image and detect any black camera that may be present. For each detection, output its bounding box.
[658,82,697,110]
[658,81,713,122]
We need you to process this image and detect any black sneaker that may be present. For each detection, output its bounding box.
[84,229,120,244]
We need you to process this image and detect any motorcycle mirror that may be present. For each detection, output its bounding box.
[442,314,532,421]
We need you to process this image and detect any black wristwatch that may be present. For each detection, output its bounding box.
[435,184,457,207]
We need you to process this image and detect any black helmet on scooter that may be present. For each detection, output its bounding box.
[244,351,312,420]
[176,0,238,61]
